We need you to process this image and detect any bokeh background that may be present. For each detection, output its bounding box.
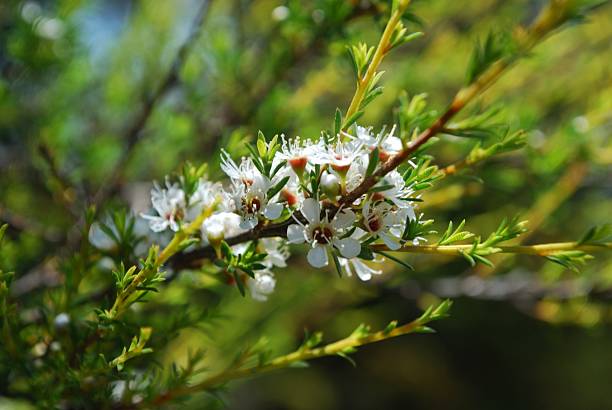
[1,0,611,409]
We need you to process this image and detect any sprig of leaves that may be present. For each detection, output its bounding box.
[466,31,515,84]
[215,240,269,296]
[109,327,154,371]
[437,220,474,246]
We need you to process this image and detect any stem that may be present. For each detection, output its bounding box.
[370,242,611,256]
[343,1,411,129]
[151,304,438,405]
[170,0,586,271]
[106,201,218,320]
[338,0,569,208]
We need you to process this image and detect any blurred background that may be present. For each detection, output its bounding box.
[0,0,611,409]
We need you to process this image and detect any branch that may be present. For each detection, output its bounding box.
[104,201,219,321]
[343,0,412,127]
[150,299,452,405]
[170,0,590,271]
[338,0,573,208]
[370,241,611,256]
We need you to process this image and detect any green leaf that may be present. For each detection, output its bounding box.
[466,31,514,84]
[358,245,374,260]
[257,131,267,157]
[374,250,414,271]
[331,251,343,278]
[343,110,364,130]
[267,176,290,200]
[366,147,380,177]
[437,220,474,246]
[336,351,357,367]
[334,108,342,137]
[578,224,612,245]
[545,251,593,273]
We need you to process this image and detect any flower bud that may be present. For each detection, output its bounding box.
[320,171,340,197]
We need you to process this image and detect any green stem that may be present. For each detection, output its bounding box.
[152,303,440,405]
[343,1,411,129]
[370,242,611,256]
[106,201,219,320]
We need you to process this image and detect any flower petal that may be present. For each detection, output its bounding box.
[332,209,356,230]
[287,224,306,244]
[264,202,284,220]
[307,245,328,268]
[352,259,382,281]
[239,216,258,230]
[301,198,320,224]
[379,231,401,250]
[334,237,360,258]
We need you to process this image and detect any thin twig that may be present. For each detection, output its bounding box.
[150,300,448,405]
[369,242,610,255]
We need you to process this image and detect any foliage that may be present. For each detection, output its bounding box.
[0,0,610,408]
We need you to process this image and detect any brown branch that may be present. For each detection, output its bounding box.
[170,0,576,271]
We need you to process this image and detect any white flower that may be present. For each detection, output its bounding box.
[339,257,383,281]
[141,181,186,232]
[374,170,416,219]
[323,140,366,173]
[345,155,367,192]
[186,180,228,220]
[277,136,324,174]
[221,152,285,229]
[229,173,284,230]
[362,199,405,250]
[201,212,247,245]
[220,150,259,184]
[287,198,360,268]
[248,270,276,301]
[351,125,403,159]
[260,238,290,268]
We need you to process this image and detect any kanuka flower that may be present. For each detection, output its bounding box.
[247,270,276,302]
[201,212,246,245]
[260,238,290,268]
[323,140,365,174]
[338,256,383,281]
[373,170,417,220]
[362,199,405,250]
[222,154,284,229]
[277,136,323,176]
[351,125,403,161]
[141,180,186,232]
[287,198,360,268]
[186,179,228,220]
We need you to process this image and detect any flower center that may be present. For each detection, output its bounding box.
[367,215,382,232]
[167,208,184,221]
[250,197,261,212]
[242,197,261,214]
[312,225,333,244]
[371,192,385,202]
[289,156,308,171]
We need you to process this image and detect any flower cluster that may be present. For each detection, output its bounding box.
[141,126,423,301]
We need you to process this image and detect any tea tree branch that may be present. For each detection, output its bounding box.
[343,0,412,129]
[371,242,611,256]
[151,300,452,405]
[338,0,579,207]
[103,201,218,321]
